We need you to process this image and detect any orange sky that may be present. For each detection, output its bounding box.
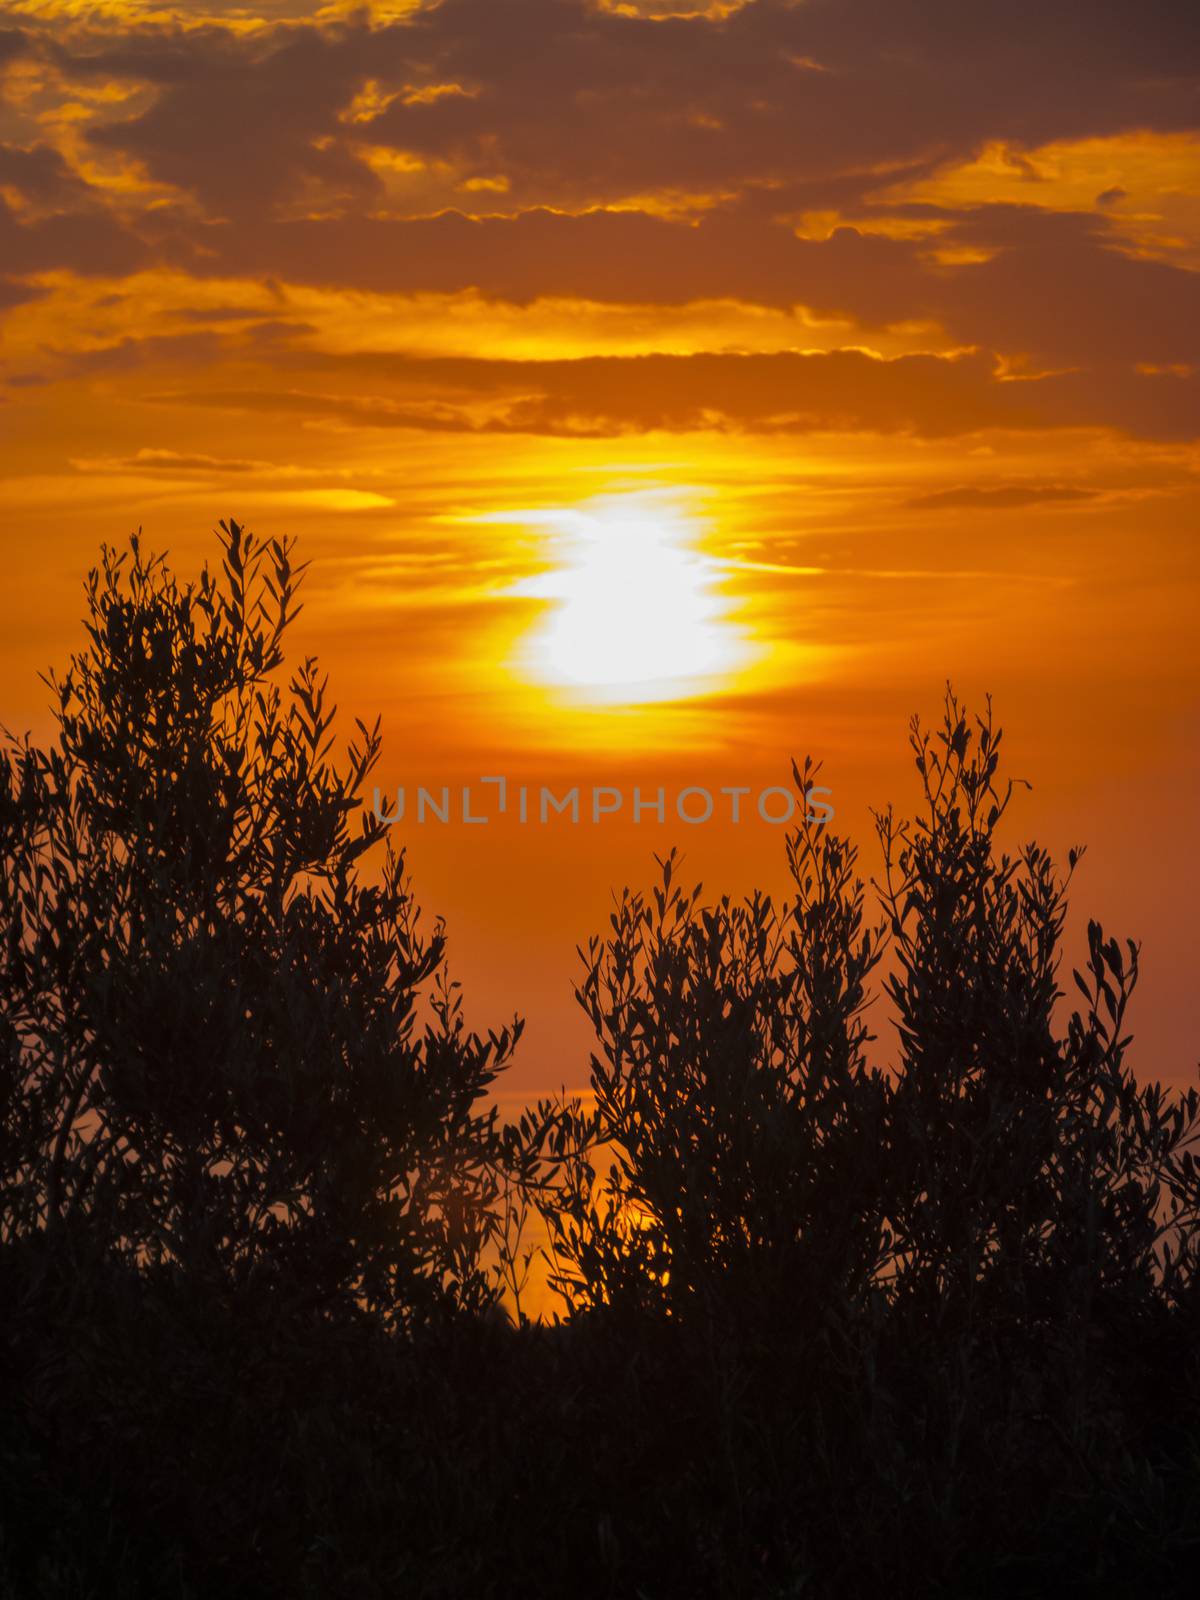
[1,0,1197,1093]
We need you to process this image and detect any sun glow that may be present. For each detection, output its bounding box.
[509,495,748,702]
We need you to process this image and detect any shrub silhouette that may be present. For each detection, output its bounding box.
[528,770,891,1340]
[0,521,519,1326]
[531,696,1198,1340]
[875,700,1199,1347]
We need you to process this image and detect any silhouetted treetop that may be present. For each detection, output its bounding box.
[0,520,521,1327]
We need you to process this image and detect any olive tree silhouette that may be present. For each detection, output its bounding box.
[876,695,1199,1327]
[508,688,1200,1591]
[529,769,892,1337]
[865,692,1200,1525]
[0,520,519,1326]
[529,692,1200,1352]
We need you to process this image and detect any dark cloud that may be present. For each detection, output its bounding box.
[0,198,152,279]
[51,0,1199,222]
[138,347,1200,441]
[72,447,266,473]
[173,304,286,323]
[0,143,93,210]
[73,24,387,220]
[167,203,1200,367]
[50,320,317,375]
[53,330,228,375]
[0,27,27,67]
[906,485,1100,511]
[4,0,1195,439]
[0,276,47,312]
[355,0,1200,210]
[241,318,320,344]
[929,208,1200,367]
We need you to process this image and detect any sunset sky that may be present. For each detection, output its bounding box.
[1,0,1197,1094]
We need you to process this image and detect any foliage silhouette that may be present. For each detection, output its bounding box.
[2,524,1199,1600]
[875,700,1200,1350]
[0,520,520,1327]
[525,697,1199,1336]
[525,771,891,1340]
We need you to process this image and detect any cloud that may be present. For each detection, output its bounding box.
[139,346,1200,441]
[0,142,94,210]
[927,207,1200,366]
[70,21,388,220]
[35,0,1197,226]
[349,0,1200,211]
[156,203,1200,368]
[51,329,227,373]
[0,28,27,67]
[0,276,47,311]
[0,197,151,280]
[1,0,1195,448]
[905,485,1100,511]
[69,447,268,474]
[48,320,315,375]
[7,186,1196,374]
[172,304,287,323]
[592,2,752,15]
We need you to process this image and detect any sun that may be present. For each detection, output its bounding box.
[511,495,746,702]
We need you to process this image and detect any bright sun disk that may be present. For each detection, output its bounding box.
[511,499,743,701]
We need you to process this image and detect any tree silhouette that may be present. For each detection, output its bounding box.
[0,521,519,1326]
[875,695,1199,1351]
[524,692,1200,1364]
[531,767,890,1340]
[3,525,1200,1599]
